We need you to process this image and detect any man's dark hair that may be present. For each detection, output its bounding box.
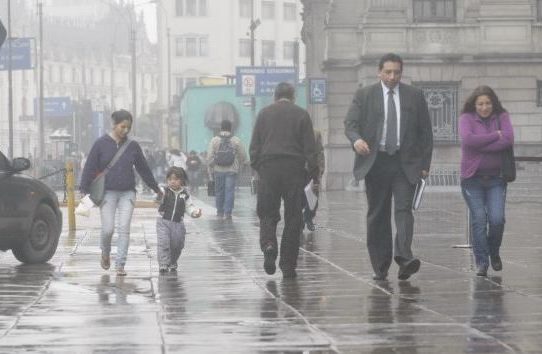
[462,85,507,115]
[111,109,133,125]
[221,119,232,132]
[274,82,295,101]
[378,53,403,71]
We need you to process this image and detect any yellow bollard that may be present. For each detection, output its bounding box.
[65,161,76,231]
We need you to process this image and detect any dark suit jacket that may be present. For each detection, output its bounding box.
[344,82,433,184]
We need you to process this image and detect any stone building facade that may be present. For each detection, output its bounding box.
[301,0,542,190]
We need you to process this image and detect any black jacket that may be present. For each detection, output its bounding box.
[159,188,191,222]
[249,99,319,180]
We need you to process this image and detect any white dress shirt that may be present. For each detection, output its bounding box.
[379,81,401,150]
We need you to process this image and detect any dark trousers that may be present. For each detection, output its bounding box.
[257,159,306,271]
[364,152,416,277]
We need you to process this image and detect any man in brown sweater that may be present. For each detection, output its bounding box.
[249,82,319,278]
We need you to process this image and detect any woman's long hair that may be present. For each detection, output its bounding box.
[461,85,506,115]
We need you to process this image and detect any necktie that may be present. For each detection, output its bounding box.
[386,89,398,155]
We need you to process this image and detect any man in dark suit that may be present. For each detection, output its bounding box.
[344,53,433,281]
[250,82,319,279]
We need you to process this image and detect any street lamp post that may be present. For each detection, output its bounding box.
[7,0,13,159]
[249,0,260,124]
[131,26,137,135]
[38,1,45,167]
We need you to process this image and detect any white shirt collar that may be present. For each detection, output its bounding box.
[381,81,399,95]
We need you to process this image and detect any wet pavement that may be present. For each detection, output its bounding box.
[1,185,542,353]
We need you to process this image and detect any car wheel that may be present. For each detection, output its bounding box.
[12,204,60,264]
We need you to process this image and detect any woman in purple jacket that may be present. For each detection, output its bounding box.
[459,86,514,276]
[80,110,163,276]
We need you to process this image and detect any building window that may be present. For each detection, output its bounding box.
[413,0,455,22]
[199,37,208,56]
[176,35,209,57]
[176,0,206,16]
[239,39,251,57]
[262,40,275,61]
[239,0,252,18]
[176,0,183,16]
[414,82,459,142]
[59,66,64,83]
[537,80,542,106]
[283,41,294,60]
[262,1,275,20]
[538,0,542,21]
[199,0,207,16]
[186,0,196,16]
[283,3,297,21]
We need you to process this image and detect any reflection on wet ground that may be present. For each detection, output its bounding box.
[1,189,541,353]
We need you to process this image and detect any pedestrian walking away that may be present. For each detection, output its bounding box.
[156,166,202,274]
[80,109,163,276]
[344,53,433,281]
[459,85,514,277]
[250,82,320,279]
[207,119,247,220]
[186,150,203,193]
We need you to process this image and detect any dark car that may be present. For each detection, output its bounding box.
[0,151,62,263]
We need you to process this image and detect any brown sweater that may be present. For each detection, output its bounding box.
[249,99,319,180]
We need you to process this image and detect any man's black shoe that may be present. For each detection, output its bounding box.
[490,255,502,271]
[282,269,297,279]
[398,258,421,280]
[305,219,316,232]
[263,246,276,275]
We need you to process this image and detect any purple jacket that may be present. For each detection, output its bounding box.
[459,112,514,179]
[80,135,159,194]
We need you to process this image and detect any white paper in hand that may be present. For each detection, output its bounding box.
[304,179,318,211]
[75,194,95,217]
[412,178,426,210]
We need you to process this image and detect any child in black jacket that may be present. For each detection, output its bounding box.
[157,167,201,273]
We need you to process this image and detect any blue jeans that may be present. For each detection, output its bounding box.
[100,190,136,268]
[461,176,507,268]
[214,172,237,216]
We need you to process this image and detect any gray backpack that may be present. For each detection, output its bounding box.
[214,137,236,166]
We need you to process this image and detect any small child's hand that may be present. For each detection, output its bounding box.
[191,208,202,218]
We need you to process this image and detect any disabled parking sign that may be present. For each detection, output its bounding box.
[309,78,327,104]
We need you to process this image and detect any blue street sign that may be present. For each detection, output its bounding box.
[235,66,298,97]
[34,97,73,118]
[309,78,327,104]
[0,37,33,71]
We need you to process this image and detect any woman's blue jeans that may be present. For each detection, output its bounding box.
[461,176,506,268]
[100,190,136,268]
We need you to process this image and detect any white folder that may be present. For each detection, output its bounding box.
[304,179,318,211]
[412,178,426,210]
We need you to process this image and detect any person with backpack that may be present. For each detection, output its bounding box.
[207,120,247,220]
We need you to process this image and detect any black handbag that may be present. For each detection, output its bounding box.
[207,180,215,196]
[497,115,516,183]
